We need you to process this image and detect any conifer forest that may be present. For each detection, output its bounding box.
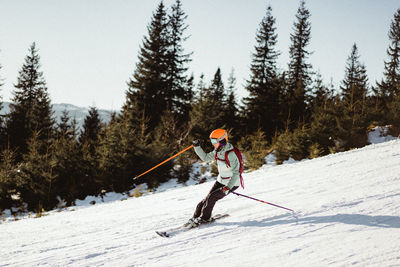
[1,0,400,213]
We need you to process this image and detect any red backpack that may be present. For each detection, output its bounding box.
[214,147,245,189]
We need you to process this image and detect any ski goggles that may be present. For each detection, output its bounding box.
[210,138,219,144]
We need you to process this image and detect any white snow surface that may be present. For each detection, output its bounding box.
[1,140,400,266]
[368,125,397,144]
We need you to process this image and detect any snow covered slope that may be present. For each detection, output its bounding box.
[1,140,400,266]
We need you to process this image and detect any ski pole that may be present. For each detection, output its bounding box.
[133,145,194,181]
[231,191,294,212]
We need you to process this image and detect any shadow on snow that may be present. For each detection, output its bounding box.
[224,213,400,229]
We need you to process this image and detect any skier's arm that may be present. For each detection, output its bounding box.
[226,151,240,190]
[193,146,215,163]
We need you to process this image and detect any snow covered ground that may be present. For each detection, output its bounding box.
[1,139,400,266]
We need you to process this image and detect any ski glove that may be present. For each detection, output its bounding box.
[192,139,201,147]
[221,186,230,195]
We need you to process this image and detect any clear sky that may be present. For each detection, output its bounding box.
[0,0,399,110]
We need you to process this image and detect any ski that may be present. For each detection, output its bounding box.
[156,213,229,238]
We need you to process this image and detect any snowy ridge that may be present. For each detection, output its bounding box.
[1,102,112,129]
[1,140,400,266]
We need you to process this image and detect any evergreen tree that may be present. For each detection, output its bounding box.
[153,108,193,183]
[286,0,313,125]
[376,8,400,123]
[96,117,169,192]
[6,42,54,158]
[123,1,170,132]
[243,5,281,137]
[18,131,57,211]
[0,60,5,149]
[52,114,86,205]
[57,110,75,139]
[209,68,225,110]
[97,119,136,193]
[337,44,369,149]
[205,68,227,129]
[238,129,269,170]
[166,0,193,122]
[79,106,102,152]
[223,69,240,140]
[309,76,337,154]
[0,148,24,211]
[387,94,400,125]
[189,74,210,140]
[310,74,329,111]
[378,8,400,99]
[78,107,102,196]
[189,69,230,150]
[273,123,311,163]
[340,44,369,112]
[0,57,3,107]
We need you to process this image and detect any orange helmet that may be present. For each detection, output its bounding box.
[209,129,228,144]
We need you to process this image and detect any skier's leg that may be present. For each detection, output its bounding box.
[193,181,222,218]
[200,185,239,220]
[200,190,225,220]
[193,199,205,218]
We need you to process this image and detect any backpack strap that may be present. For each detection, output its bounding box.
[214,151,226,162]
[225,148,245,189]
[224,149,233,167]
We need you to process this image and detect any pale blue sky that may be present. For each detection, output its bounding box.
[0,0,399,110]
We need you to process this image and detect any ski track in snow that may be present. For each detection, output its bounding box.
[1,140,400,266]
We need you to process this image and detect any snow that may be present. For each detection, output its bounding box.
[368,125,397,144]
[1,139,400,266]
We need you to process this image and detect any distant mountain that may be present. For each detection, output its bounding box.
[0,102,113,129]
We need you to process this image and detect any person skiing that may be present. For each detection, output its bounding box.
[187,129,242,227]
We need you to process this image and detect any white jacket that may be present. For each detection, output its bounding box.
[194,142,240,189]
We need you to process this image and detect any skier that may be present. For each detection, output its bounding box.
[187,129,242,227]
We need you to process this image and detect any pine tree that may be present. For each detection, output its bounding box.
[209,68,225,104]
[0,148,24,211]
[78,107,102,195]
[166,0,193,122]
[97,118,165,192]
[273,123,311,163]
[205,68,226,129]
[0,60,5,149]
[7,42,54,158]
[189,69,229,149]
[80,127,101,197]
[123,1,170,132]
[223,69,240,140]
[375,8,400,123]
[18,130,58,211]
[189,74,210,140]
[337,44,369,149]
[243,5,281,137]
[309,76,337,154]
[340,44,368,113]
[238,129,269,170]
[0,56,3,105]
[79,106,102,152]
[378,8,400,99]
[153,108,193,183]
[287,0,313,125]
[57,110,75,139]
[51,114,87,205]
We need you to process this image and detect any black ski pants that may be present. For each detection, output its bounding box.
[193,181,238,220]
